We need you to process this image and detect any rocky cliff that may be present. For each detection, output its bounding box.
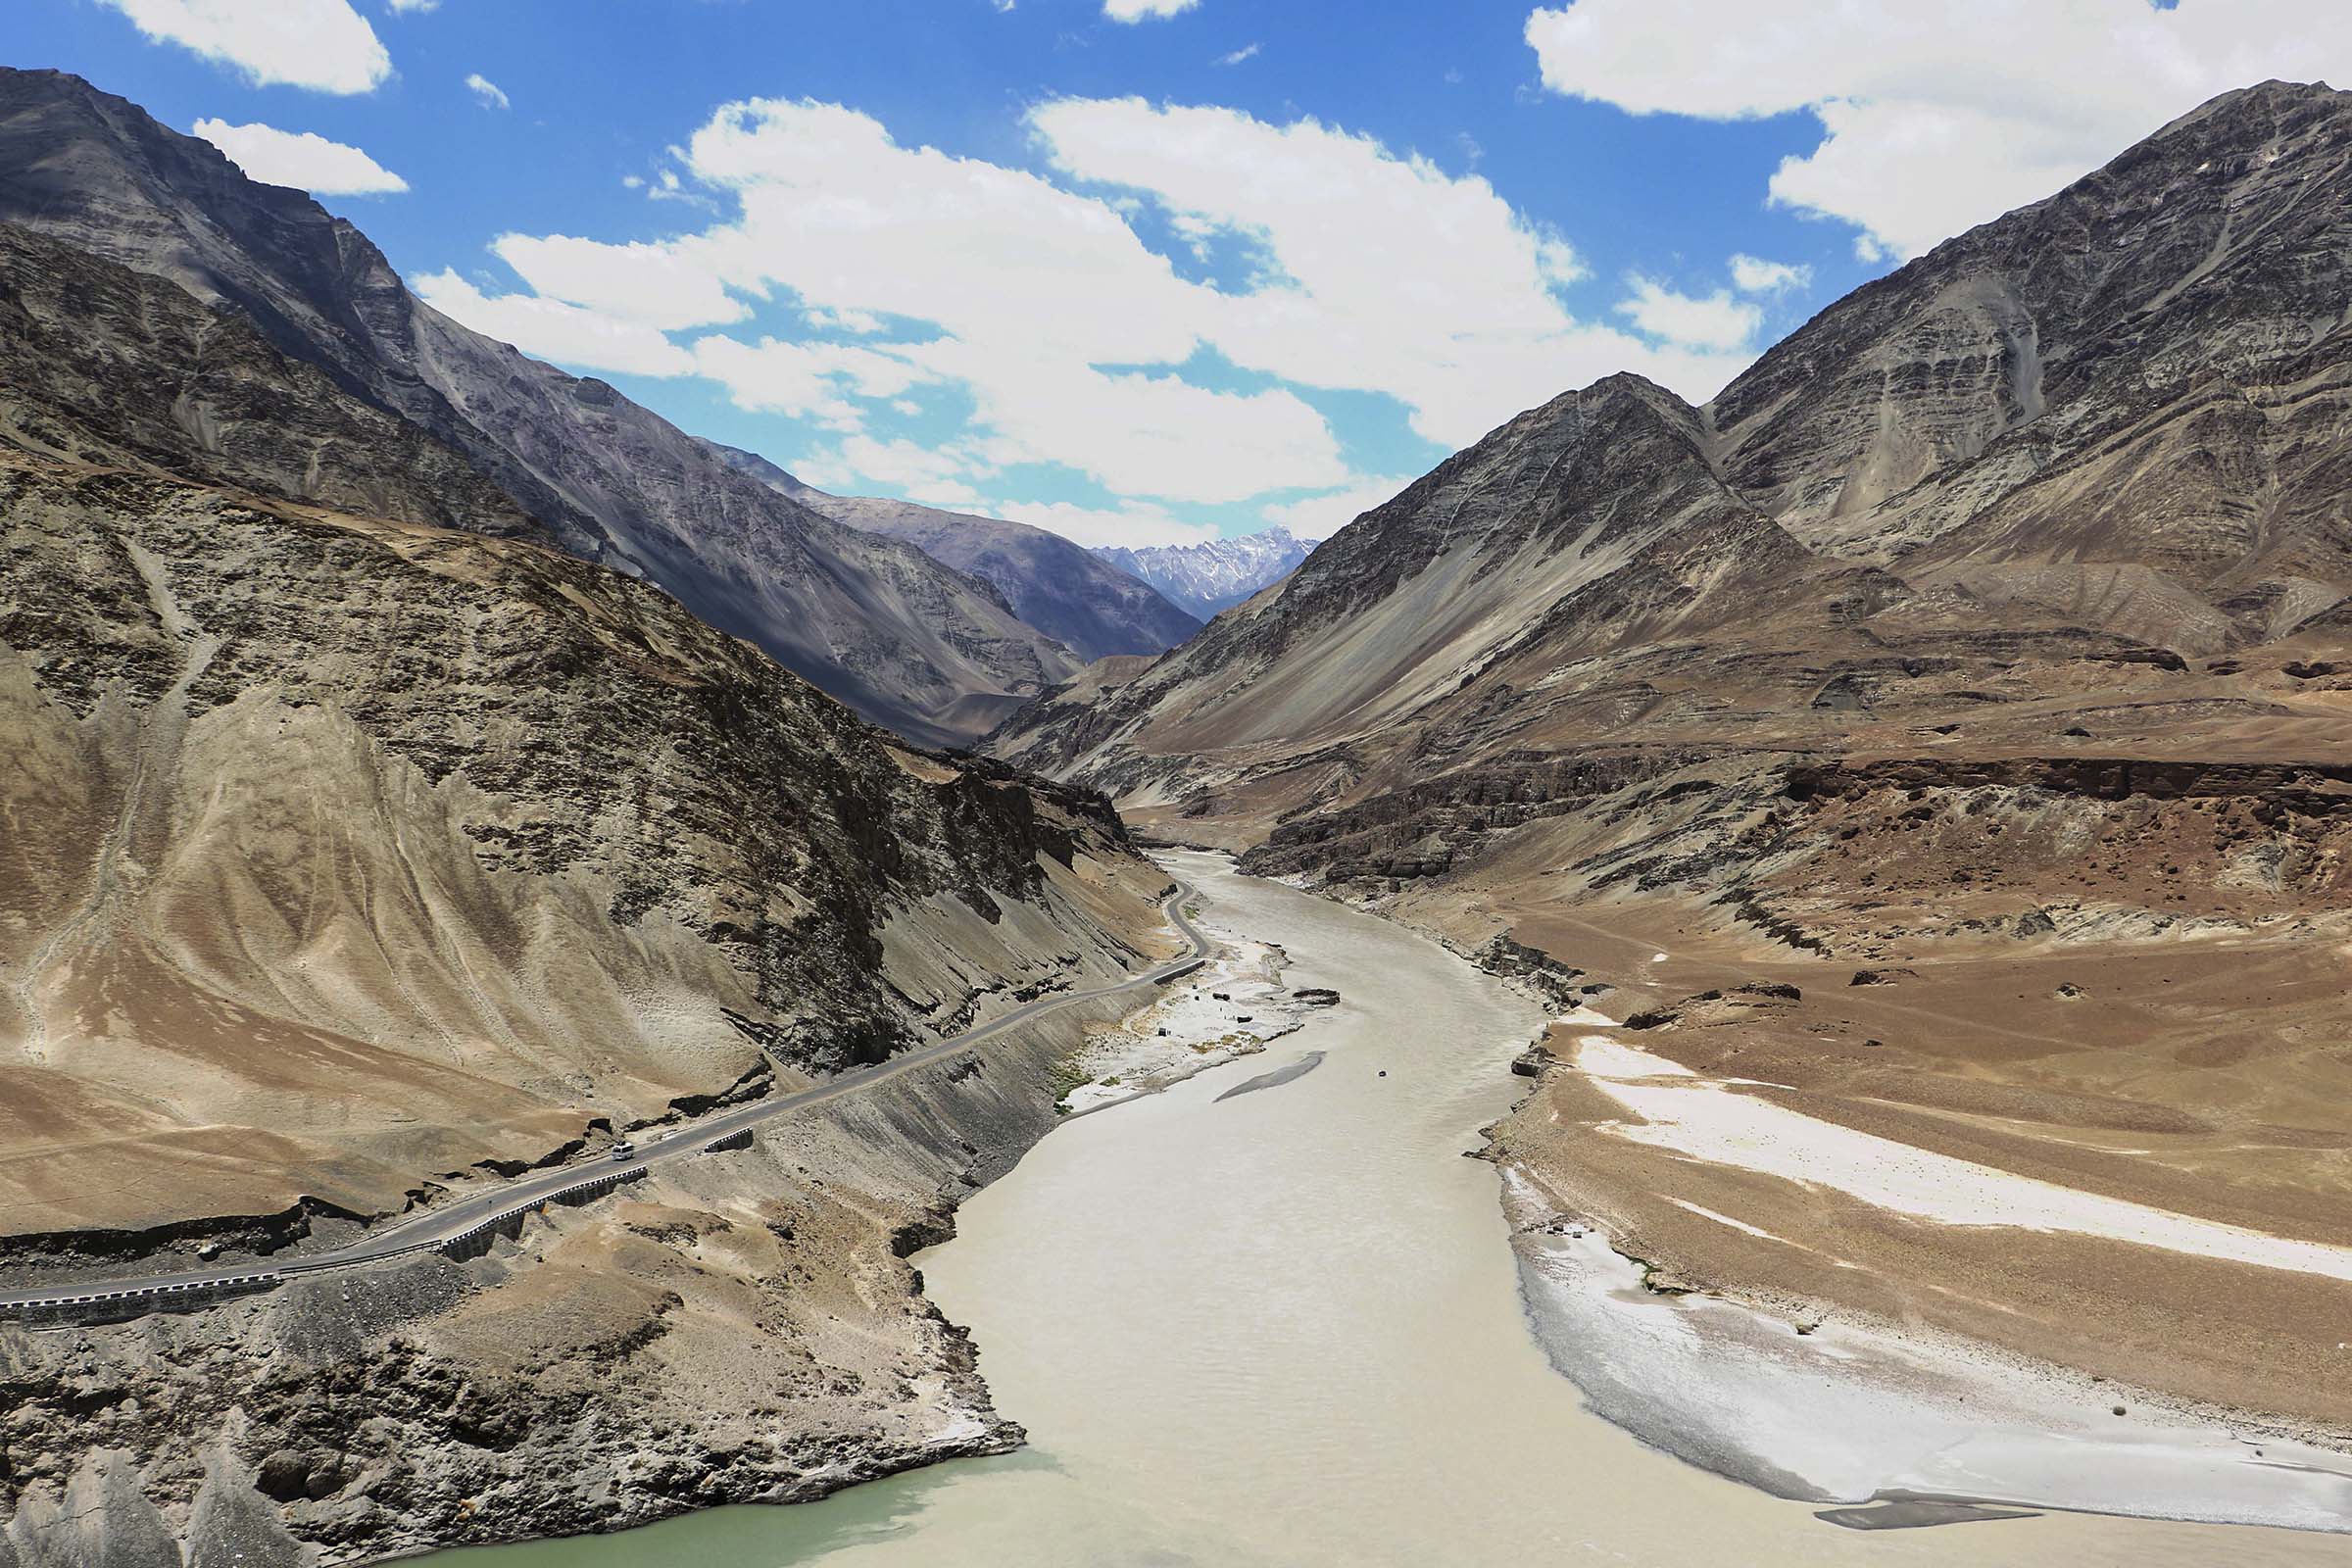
[0,68,1080,747]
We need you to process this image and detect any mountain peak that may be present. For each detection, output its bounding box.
[1094,527,1315,620]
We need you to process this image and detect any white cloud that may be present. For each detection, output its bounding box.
[690,336,940,430]
[432,94,1760,521]
[1217,42,1260,65]
[1104,0,1199,19]
[996,500,1220,550]
[1728,254,1810,294]
[191,119,407,194]
[644,165,714,210]
[1524,0,2352,260]
[386,0,437,11]
[796,436,990,502]
[413,270,697,376]
[1262,475,1417,541]
[806,306,885,334]
[1615,275,1760,353]
[1031,98,1748,441]
[671,97,1349,502]
[491,233,747,332]
[101,0,389,93]
[465,73,509,110]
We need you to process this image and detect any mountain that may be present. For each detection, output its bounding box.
[0,144,1179,1560]
[0,68,1080,746]
[1094,526,1315,619]
[709,443,1203,662]
[0,68,1194,1561]
[0,221,534,539]
[1,448,1163,1223]
[0,440,1177,1559]
[1002,77,2352,821]
[995,79,2352,1434]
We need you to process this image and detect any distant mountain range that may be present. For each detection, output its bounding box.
[1095,526,1316,619]
[707,445,1203,664]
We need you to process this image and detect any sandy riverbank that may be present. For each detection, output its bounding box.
[1494,1024,2352,1532]
[421,851,2352,1568]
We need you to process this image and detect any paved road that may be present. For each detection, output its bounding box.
[0,881,1212,1316]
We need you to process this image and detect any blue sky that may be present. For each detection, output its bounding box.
[15,1,2346,546]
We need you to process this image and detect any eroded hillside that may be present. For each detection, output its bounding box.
[0,453,1166,1246]
[0,442,1183,1564]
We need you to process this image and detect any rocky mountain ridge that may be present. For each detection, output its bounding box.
[997,79,2352,818]
[0,222,533,540]
[0,67,1079,746]
[1094,525,1314,619]
[709,442,1203,663]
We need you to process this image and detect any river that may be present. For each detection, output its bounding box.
[437,853,2343,1567]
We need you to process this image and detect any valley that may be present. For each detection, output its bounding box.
[994,74,2352,1487]
[2,30,2351,1568]
[422,856,2352,1566]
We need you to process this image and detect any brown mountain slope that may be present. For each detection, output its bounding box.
[0,453,1175,1564]
[0,69,1078,745]
[1713,80,2352,651]
[0,450,1164,1243]
[991,80,2352,1434]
